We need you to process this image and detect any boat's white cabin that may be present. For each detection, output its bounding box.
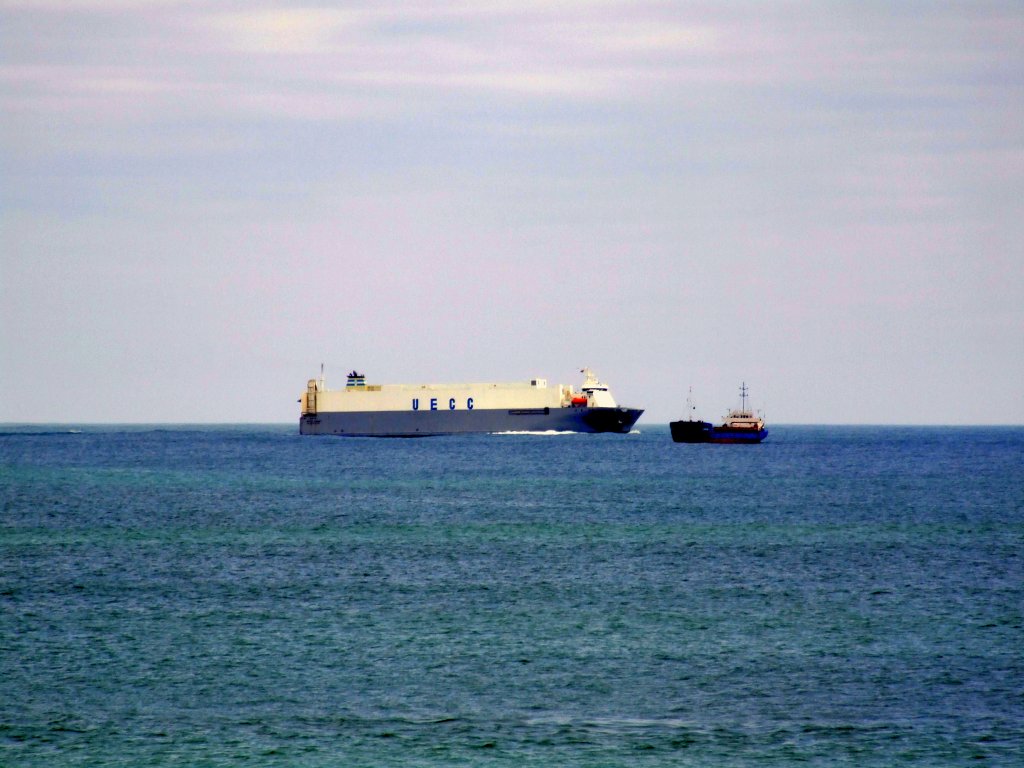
[723,382,764,429]
[579,368,618,408]
[723,409,765,430]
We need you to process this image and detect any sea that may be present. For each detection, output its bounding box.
[1,424,1022,767]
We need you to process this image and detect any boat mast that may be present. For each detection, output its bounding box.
[740,381,748,412]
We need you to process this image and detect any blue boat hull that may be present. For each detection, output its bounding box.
[708,427,768,444]
[300,406,643,437]
[670,420,767,444]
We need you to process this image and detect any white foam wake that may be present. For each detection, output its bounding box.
[489,430,581,436]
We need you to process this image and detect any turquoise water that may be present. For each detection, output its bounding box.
[2,425,1022,766]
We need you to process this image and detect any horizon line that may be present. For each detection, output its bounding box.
[2,422,1021,429]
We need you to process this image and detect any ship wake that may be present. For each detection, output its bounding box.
[490,430,581,436]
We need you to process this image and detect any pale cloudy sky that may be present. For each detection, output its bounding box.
[2,1,1022,424]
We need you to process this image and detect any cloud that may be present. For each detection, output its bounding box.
[194,5,724,106]
[208,8,363,55]
[0,2,740,128]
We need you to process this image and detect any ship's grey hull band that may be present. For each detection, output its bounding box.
[299,406,643,436]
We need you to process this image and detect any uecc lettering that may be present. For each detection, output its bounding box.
[411,398,474,411]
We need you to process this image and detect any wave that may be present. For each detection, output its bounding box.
[0,429,84,437]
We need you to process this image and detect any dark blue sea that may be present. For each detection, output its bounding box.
[2,425,1022,766]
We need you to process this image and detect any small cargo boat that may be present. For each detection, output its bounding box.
[670,383,768,444]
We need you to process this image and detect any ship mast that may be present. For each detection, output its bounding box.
[740,381,749,413]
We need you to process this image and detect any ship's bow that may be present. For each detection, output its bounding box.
[584,407,643,433]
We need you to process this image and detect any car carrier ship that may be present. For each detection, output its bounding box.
[299,368,643,437]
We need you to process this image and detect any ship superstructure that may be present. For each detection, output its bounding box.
[299,368,643,436]
[710,382,768,443]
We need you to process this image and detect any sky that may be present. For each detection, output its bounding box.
[1,0,1022,425]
